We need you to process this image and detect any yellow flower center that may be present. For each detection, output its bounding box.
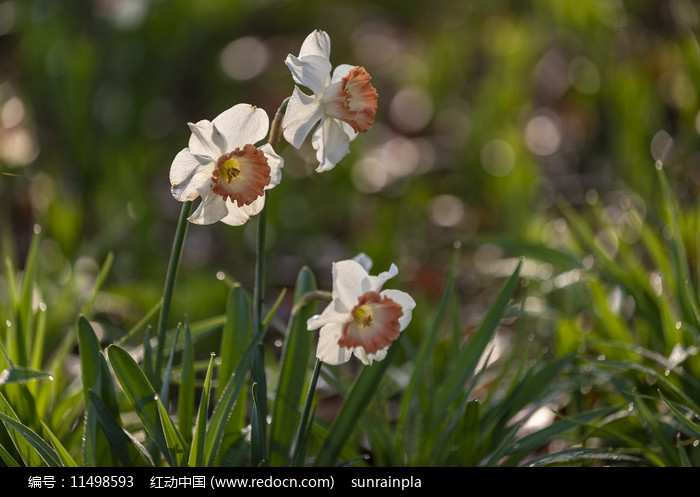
[219,157,241,182]
[353,305,373,327]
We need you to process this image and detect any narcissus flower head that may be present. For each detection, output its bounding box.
[307,254,415,366]
[170,104,283,225]
[283,30,378,172]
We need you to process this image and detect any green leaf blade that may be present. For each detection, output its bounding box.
[269,266,317,466]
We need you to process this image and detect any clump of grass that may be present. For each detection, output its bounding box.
[0,229,623,467]
[551,164,700,466]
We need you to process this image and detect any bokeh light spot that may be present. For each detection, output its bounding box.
[389,87,434,133]
[1,127,39,165]
[480,138,515,177]
[429,194,464,227]
[524,114,561,156]
[353,24,402,66]
[1,96,24,128]
[379,136,420,177]
[352,157,388,193]
[650,129,674,162]
[220,37,269,81]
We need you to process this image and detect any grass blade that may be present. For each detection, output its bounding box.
[659,390,700,438]
[250,380,266,466]
[217,284,250,438]
[503,405,622,466]
[0,366,52,385]
[78,317,119,415]
[291,359,321,467]
[14,227,41,367]
[155,201,192,388]
[0,412,61,467]
[396,245,460,439]
[269,266,316,466]
[0,391,41,466]
[159,323,182,410]
[436,258,522,413]
[0,441,20,467]
[156,395,189,467]
[178,319,195,444]
[203,310,269,466]
[80,251,114,317]
[79,316,122,466]
[88,390,151,466]
[188,353,215,467]
[314,344,399,467]
[107,344,174,466]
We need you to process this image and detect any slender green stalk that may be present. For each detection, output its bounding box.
[248,98,289,465]
[252,206,267,342]
[250,196,268,464]
[154,201,192,386]
[251,97,287,342]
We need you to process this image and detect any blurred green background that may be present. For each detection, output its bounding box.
[2,0,700,346]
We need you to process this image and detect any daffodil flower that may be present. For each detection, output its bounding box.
[283,30,378,172]
[169,104,283,225]
[308,255,415,366]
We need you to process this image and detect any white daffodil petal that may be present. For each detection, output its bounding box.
[283,87,322,149]
[380,289,416,331]
[367,263,399,293]
[341,120,358,142]
[298,29,331,59]
[311,117,351,172]
[258,143,284,188]
[351,253,373,273]
[307,301,348,331]
[351,347,373,366]
[189,190,229,225]
[188,120,222,160]
[169,149,212,201]
[367,348,388,365]
[331,63,355,84]
[170,148,200,185]
[220,195,265,226]
[171,167,212,202]
[316,322,352,365]
[332,260,369,309]
[285,54,332,96]
[212,104,269,151]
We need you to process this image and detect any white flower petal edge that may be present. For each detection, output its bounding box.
[308,256,416,366]
[169,104,283,226]
[282,87,322,150]
[310,117,351,173]
[351,252,373,272]
[298,29,331,59]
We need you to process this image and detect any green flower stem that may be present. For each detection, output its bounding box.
[154,200,192,387]
[252,206,267,340]
[252,97,288,339]
[251,199,268,464]
[248,98,288,465]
